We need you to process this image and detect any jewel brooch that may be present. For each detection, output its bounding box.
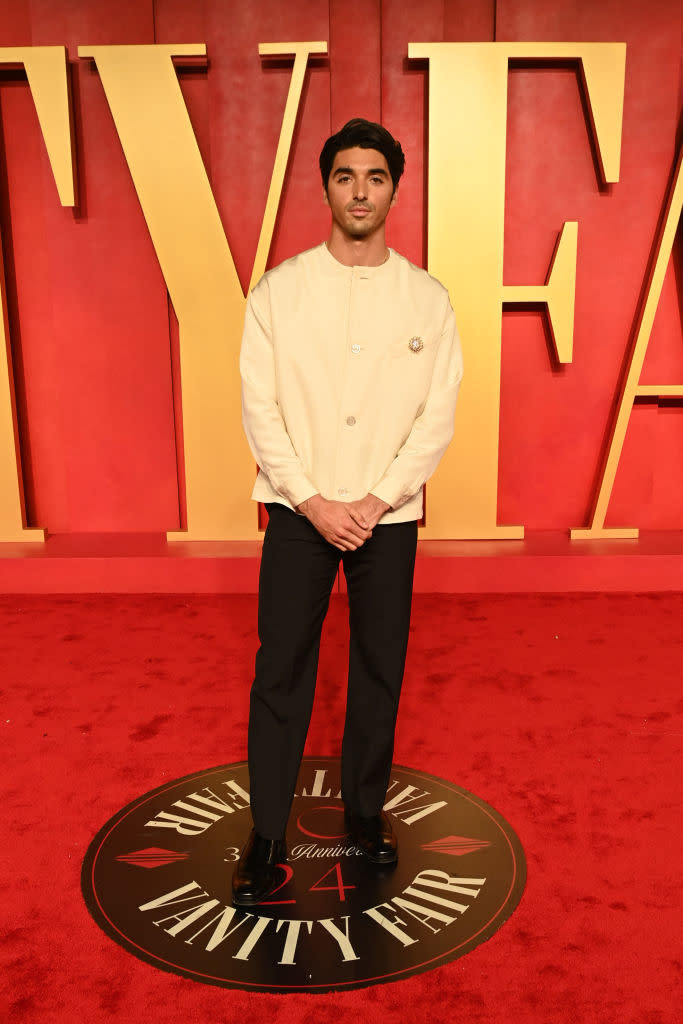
[408,336,424,353]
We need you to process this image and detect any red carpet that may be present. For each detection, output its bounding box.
[2,593,681,1022]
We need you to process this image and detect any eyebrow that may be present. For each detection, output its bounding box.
[333,165,388,177]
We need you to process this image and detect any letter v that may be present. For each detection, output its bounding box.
[78,42,327,541]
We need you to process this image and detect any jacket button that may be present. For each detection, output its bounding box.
[346,416,356,426]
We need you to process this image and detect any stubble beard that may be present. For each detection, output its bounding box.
[345,220,373,238]
[340,206,379,239]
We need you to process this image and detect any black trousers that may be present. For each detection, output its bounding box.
[248,502,418,839]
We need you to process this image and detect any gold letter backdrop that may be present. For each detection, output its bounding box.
[0,1,680,542]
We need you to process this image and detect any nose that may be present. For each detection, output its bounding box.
[353,180,367,200]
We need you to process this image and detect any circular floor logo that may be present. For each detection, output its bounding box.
[82,758,525,992]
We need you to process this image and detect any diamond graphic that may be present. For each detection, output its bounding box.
[115,847,190,869]
[421,835,492,857]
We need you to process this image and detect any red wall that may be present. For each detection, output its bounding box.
[0,0,681,535]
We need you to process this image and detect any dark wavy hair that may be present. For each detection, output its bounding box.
[319,118,405,194]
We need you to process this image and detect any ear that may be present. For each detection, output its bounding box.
[323,187,329,206]
[390,186,399,206]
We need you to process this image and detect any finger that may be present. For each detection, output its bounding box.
[344,518,371,539]
[352,511,371,530]
[328,529,354,549]
[342,533,362,548]
[335,533,361,550]
[347,509,369,529]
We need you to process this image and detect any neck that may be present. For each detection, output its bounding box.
[325,225,389,267]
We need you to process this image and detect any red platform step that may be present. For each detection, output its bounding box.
[1,531,682,593]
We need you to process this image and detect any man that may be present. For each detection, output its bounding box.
[233,118,463,906]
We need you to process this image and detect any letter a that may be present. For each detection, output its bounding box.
[572,142,683,538]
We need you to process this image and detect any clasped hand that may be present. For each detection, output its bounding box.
[296,493,390,551]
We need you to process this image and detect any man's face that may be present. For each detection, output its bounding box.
[324,146,397,239]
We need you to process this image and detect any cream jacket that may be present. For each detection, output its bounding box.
[240,243,463,524]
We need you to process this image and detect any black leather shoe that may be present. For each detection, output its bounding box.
[231,829,287,906]
[345,809,398,864]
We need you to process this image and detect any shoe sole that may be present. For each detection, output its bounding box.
[231,888,276,907]
[356,846,398,866]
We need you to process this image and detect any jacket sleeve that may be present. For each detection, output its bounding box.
[370,299,463,510]
[239,281,318,509]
